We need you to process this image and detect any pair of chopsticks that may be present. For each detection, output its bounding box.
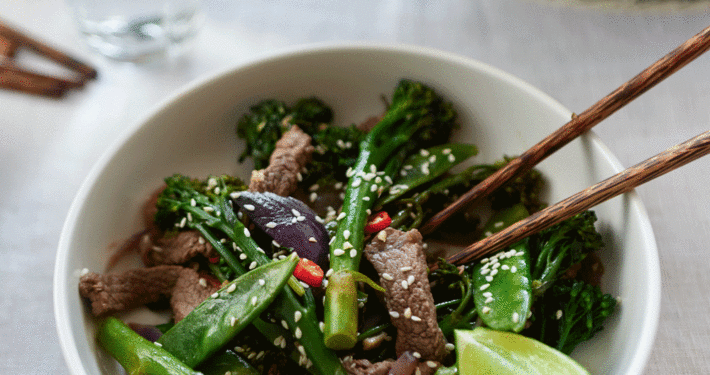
[423,24,710,268]
[0,20,97,97]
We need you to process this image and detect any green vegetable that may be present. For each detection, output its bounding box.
[97,316,202,375]
[529,210,604,296]
[158,254,299,368]
[324,79,457,350]
[528,279,617,355]
[376,143,478,207]
[471,242,533,333]
[155,174,347,375]
[429,260,478,337]
[199,350,259,375]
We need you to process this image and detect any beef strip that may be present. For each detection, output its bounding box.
[139,230,216,267]
[363,228,447,362]
[249,125,314,197]
[78,265,219,321]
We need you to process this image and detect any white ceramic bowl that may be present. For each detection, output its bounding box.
[54,44,660,375]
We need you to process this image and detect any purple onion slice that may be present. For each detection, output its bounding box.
[232,191,330,269]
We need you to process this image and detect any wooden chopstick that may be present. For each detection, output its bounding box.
[420,24,710,235]
[442,130,710,267]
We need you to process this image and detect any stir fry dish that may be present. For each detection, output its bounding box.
[78,80,617,375]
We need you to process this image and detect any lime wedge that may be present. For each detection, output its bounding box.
[455,328,590,375]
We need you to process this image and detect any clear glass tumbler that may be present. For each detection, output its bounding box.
[67,0,204,62]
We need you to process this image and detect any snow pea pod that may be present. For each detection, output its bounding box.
[158,254,299,368]
[378,143,478,206]
[472,204,533,332]
[97,316,202,375]
[199,350,259,375]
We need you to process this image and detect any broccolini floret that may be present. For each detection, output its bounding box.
[528,279,617,355]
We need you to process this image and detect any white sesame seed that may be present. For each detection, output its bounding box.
[429,155,437,163]
[350,249,358,258]
[481,257,489,263]
[401,280,409,289]
[337,212,346,220]
[281,320,289,329]
[485,275,493,282]
[295,327,302,339]
[492,263,500,270]
[179,217,187,228]
[352,178,362,187]
[404,164,413,170]
[226,283,236,293]
[308,237,317,243]
[485,297,494,304]
[389,311,400,318]
[190,198,196,207]
[412,351,421,359]
[382,273,393,281]
[427,361,438,368]
[510,266,518,273]
[404,307,412,319]
[325,269,334,277]
[198,236,205,245]
[309,184,320,191]
[294,311,302,322]
[239,253,248,260]
[384,176,393,184]
[483,292,493,298]
[515,250,525,257]
[243,228,251,237]
[249,261,257,270]
[370,184,378,192]
[482,306,491,314]
[211,292,219,298]
[309,192,318,202]
[319,322,325,332]
[244,204,255,211]
[198,278,207,287]
[297,172,303,181]
[490,269,499,277]
[442,148,452,155]
[512,312,520,323]
[377,230,388,242]
[154,341,162,347]
[370,164,377,173]
[343,241,353,249]
[480,283,490,291]
[556,310,563,320]
[480,268,490,275]
[259,279,265,286]
[333,249,345,256]
[445,343,455,351]
[411,316,422,322]
[400,266,413,272]
[230,317,238,326]
[251,296,258,306]
[420,149,429,157]
[343,230,351,240]
[230,192,241,199]
[501,265,510,270]
[448,154,456,163]
[407,275,415,285]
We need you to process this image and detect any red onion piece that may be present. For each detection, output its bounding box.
[233,191,330,268]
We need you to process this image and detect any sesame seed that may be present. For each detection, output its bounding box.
[308,237,317,243]
[198,278,207,287]
[389,311,400,318]
[480,283,490,291]
[333,249,345,256]
[309,184,320,191]
[442,148,452,155]
[370,164,377,173]
[501,265,510,270]
[407,275,415,285]
[346,167,355,177]
[319,322,325,332]
[230,192,241,199]
[352,178,362,187]
[420,149,429,157]
[404,307,412,319]
[515,250,525,257]
[480,268,490,275]
[334,182,343,190]
[256,351,265,360]
[343,230,351,240]
[274,336,283,346]
[377,230,388,242]
[294,311,302,322]
[337,212,346,220]
[510,266,518,273]
[350,249,358,258]
[427,361,438,368]
[400,266,412,272]
[179,217,187,228]
[481,257,489,263]
[448,153,456,162]
[259,279,265,286]
[243,228,251,237]
[429,155,437,163]
[297,172,303,181]
[343,241,353,249]
[556,310,563,320]
[370,184,378,192]
[401,280,409,289]
[249,261,257,270]
[485,275,493,282]
[362,196,370,201]
[198,236,205,244]
[244,204,255,211]
[226,283,236,293]
[412,351,421,359]
[445,343,455,351]
[239,253,248,260]
[325,269,334,277]
[483,292,493,298]
[404,164,413,170]
[230,317,238,326]
[482,306,491,314]
[512,312,520,323]
[382,273,393,281]
[309,192,318,202]
[291,209,301,217]
[490,269,499,277]
[384,176,393,184]
[281,320,289,329]
[190,198,196,207]
[411,315,422,322]
[251,296,258,306]
[154,341,162,347]
[187,212,193,222]
[211,292,219,298]
[295,327,302,339]
[485,297,494,304]
[492,262,500,270]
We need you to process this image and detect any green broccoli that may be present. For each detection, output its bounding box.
[154,174,347,375]
[528,210,605,296]
[323,79,457,350]
[528,279,617,355]
[428,260,478,338]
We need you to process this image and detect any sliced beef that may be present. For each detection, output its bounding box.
[363,228,447,362]
[249,125,314,197]
[78,265,219,321]
[139,230,216,267]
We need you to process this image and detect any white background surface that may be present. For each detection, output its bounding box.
[1,1,709,373]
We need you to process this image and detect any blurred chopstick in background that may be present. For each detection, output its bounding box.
[0,20,97,98]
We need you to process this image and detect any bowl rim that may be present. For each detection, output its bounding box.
[53,42,661,375]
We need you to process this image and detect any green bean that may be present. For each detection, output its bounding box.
[97,317,201,375]
[157,254,299,368]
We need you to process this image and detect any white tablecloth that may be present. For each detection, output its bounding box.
[2,0,709,373]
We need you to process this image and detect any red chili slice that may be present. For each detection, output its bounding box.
[364,211,392,234]
[293,257,324,287]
